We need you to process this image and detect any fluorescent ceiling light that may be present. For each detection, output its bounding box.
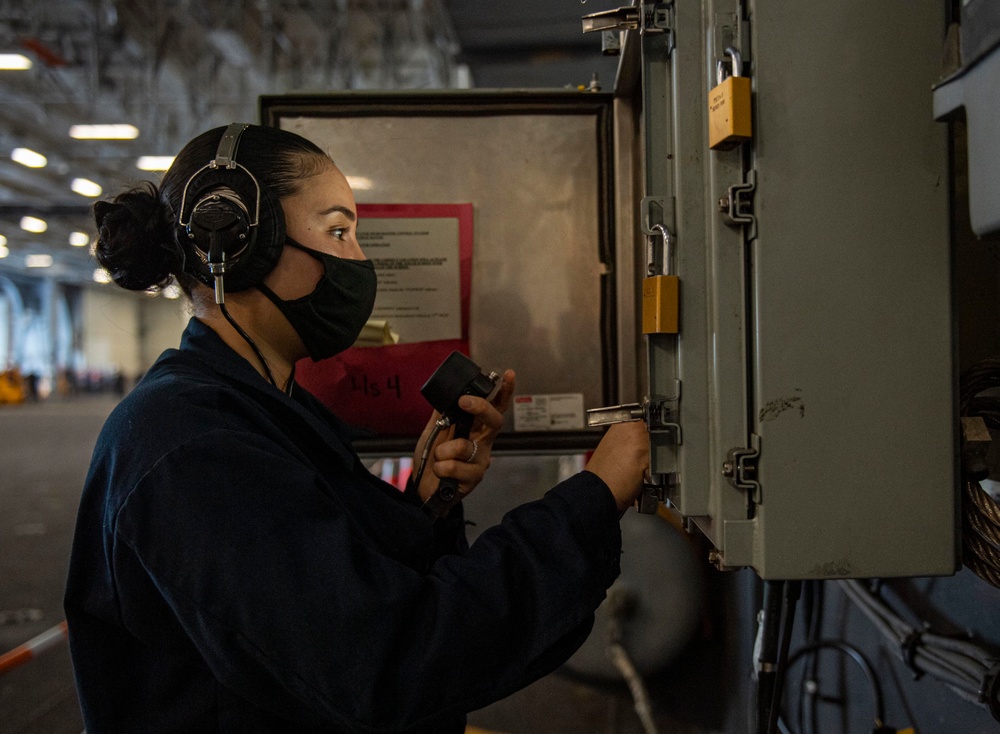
[0,246,8,259]
[93,268,112,284]
[26,254,53,268]
[11,147,47,168]
[71,178,103,197]
[0,234,6,246]
[0,54,32,70]
[20,216,47,233]
[70,124,139,140]
[346,175,373,191]
[137,156,174,171]
[69,231,90,247]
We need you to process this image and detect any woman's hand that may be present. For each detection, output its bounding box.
[585,421,650,513]
[413,369,516,504]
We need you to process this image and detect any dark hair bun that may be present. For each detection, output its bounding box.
[93,183,180,291]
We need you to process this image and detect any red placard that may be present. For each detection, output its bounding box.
[296,204,473,437]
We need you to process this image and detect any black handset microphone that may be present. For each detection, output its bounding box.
[416,352,500,519]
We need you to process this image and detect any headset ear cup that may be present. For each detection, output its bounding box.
[177,167,285,292]
[224,186,284,292]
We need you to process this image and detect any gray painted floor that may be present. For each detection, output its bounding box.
[1,396,117,734]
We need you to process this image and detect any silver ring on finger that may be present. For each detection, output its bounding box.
[467,440,479,463]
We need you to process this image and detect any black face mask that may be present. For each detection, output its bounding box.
[258,238,377,361]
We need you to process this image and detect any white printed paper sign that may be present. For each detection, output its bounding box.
[359,217,462,344]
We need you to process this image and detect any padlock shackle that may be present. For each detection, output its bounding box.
[724,46,742,77]
[651,223,673,276]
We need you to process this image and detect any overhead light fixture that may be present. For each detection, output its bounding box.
[11,147,47,168]
[20,216,47,233]
[26,254,53,268]
[0,234,6,246]
[0,54,32,70]
[346,175,374,191]
[0,246,8,259]
[136,156,174,171]
[70,124,139,140]
[93,268,112,284]
[71,178,102,197]
[69,231,90,247]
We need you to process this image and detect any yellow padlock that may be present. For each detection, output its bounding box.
[708,47,752,150]
[642,224,679,335]
[642,275,679,334]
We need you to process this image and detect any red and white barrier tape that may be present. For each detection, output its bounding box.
[0,621,68,675]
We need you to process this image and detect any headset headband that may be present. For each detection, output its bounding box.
[177,123,262,231]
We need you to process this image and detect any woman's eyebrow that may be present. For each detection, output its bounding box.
[319,205,356,221]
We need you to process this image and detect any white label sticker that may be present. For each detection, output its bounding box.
[513,394,585,431]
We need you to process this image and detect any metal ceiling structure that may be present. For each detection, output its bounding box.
[0,0,623,288]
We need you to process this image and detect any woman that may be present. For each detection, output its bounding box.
[64,123,649,733]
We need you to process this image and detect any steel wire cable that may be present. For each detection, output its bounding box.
[966,481,1000,528]
[966,506,1000,552]
[960,358,1000,588]
[964,532,1000,591]
[965,528,1000,569]
[964,550,1000,589]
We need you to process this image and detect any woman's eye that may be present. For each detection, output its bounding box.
[330,228,346,240]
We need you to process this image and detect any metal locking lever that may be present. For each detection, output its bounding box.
[586,397,680,514]
[586,402,646,427]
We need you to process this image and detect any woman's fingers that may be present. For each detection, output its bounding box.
[457,369,516,441]
[431,436,489,493]
[433,436,477,462]
[491,370,516,414]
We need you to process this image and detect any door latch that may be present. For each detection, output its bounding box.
[587,382,682,443]
[718,169,757,239]
[587,386,681,515]
[724,433,761,503]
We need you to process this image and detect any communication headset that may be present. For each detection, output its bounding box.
[176,123,286,301]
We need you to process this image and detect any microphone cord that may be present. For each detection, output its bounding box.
[220,300,277,389]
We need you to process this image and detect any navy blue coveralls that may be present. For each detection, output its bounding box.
[64,317,623,733]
